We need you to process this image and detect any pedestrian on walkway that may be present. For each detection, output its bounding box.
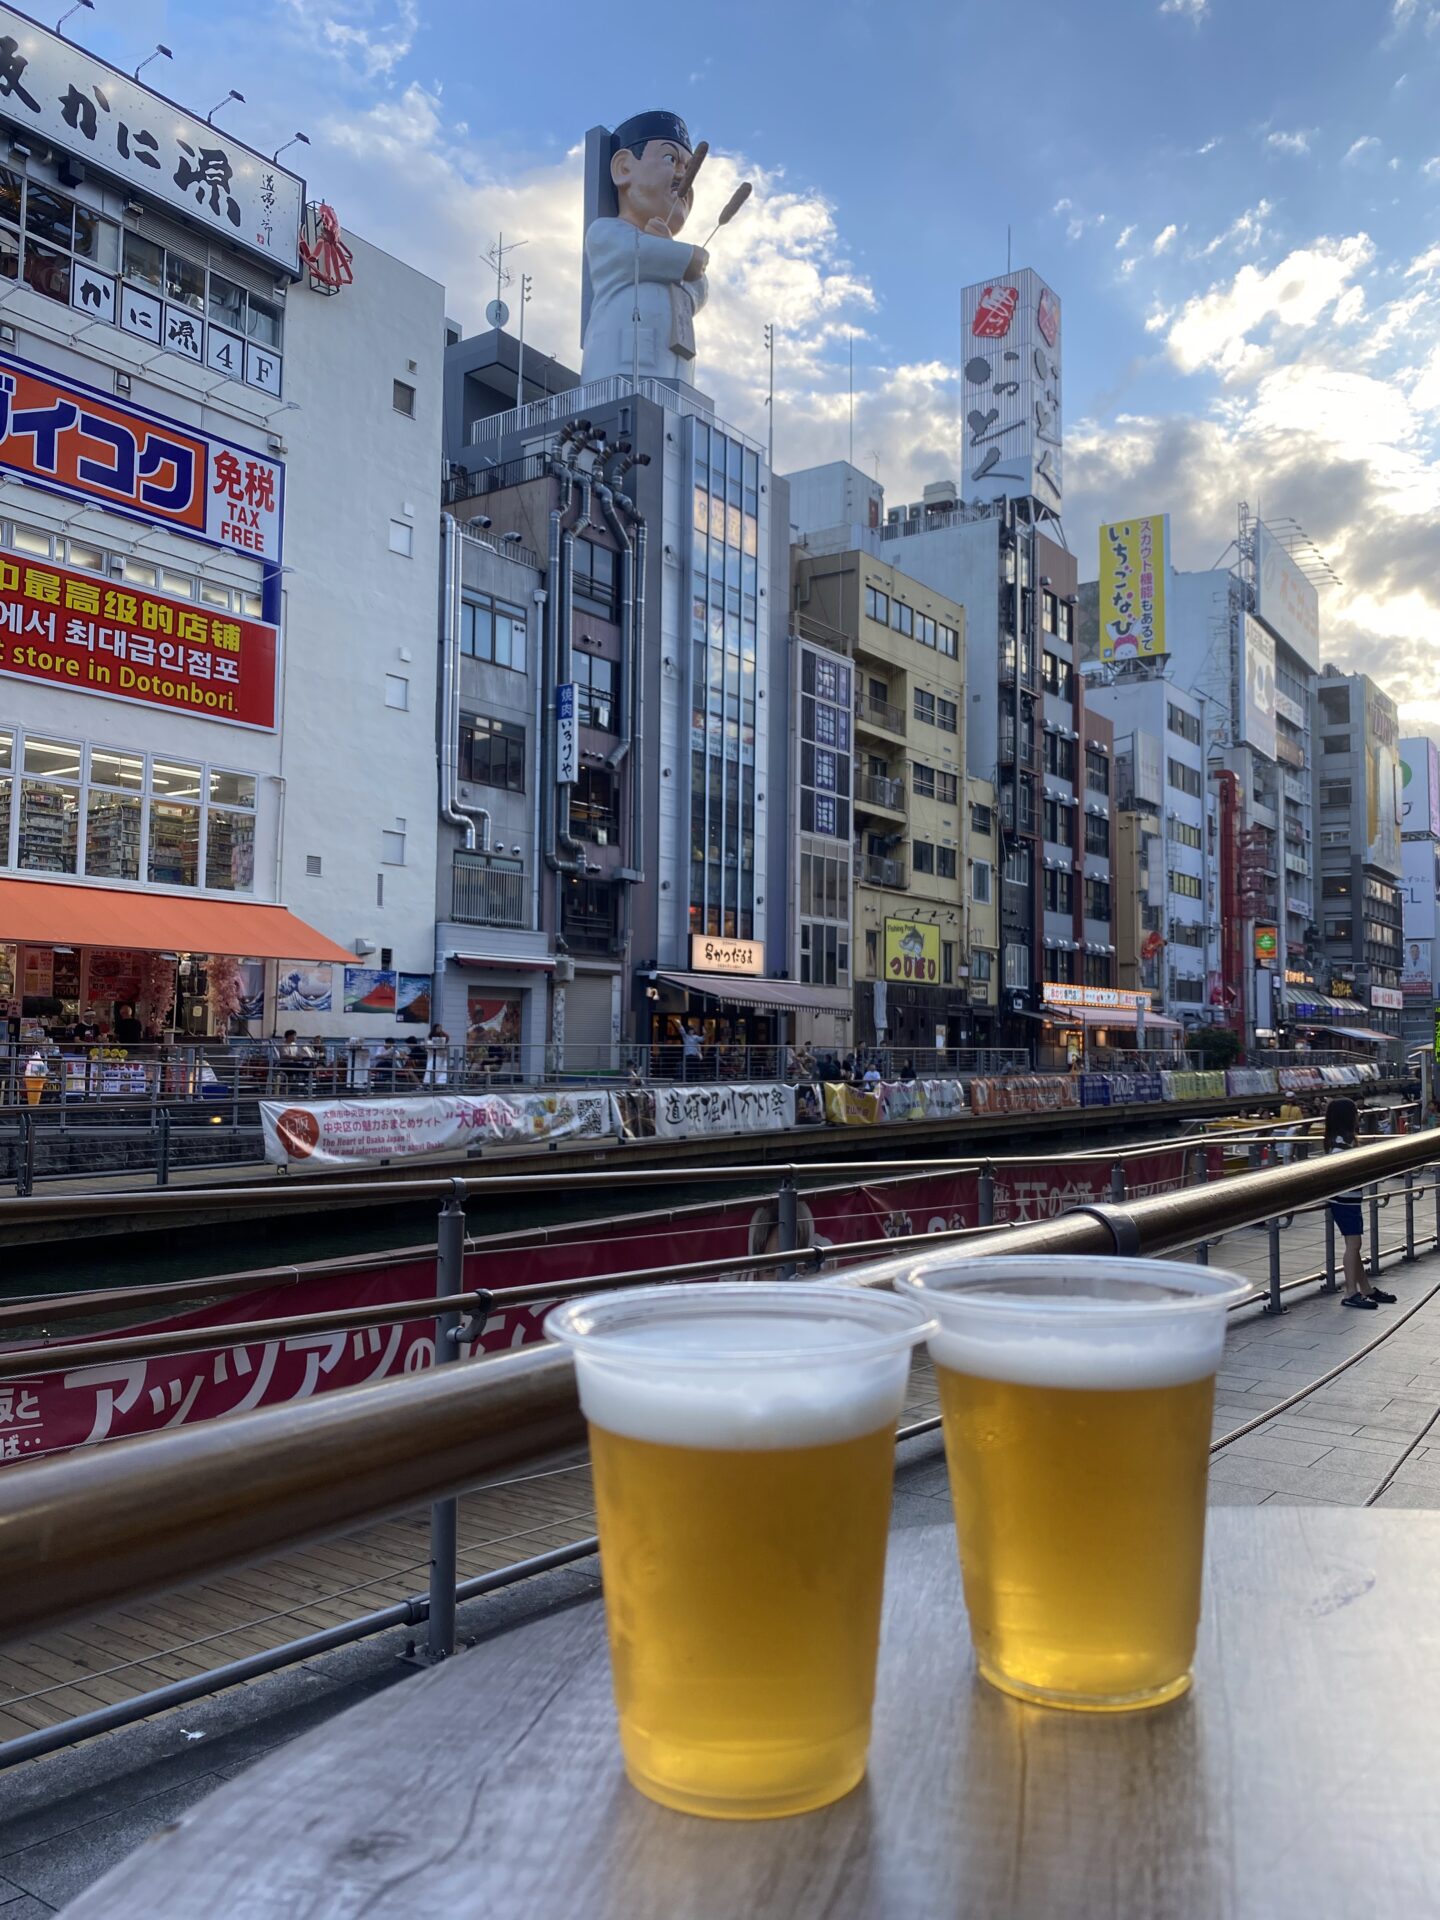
[1325,1096,1391,1309]
[680,1023,703,1082]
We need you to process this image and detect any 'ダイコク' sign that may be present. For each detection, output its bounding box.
[0,554,278,729]
[0,352,283,562]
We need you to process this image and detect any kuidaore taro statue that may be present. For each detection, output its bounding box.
[580,110,709,388]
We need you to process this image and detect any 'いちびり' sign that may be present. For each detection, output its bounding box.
[0,553,278,730]
[0,352,283,563]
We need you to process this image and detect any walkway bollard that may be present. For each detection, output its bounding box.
[777,1177,798,1284]
[156,1108,171,1188]
[978,1163,995,1228]
[1264,1214,1285,1315]
[1404,1171,1416,1263]
[1368,1185,1381,1282]
[421,1180,467,1666]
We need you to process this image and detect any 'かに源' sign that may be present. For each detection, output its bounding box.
[0,352,284,563]
[0,552,278,729]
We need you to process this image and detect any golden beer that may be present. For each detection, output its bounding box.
[899,1257,1249,1711]
[547,1283,932,1817]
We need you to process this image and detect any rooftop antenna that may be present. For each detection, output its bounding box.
[763,322,775,471]
[483,233,526,334]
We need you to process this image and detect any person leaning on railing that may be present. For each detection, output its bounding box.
[1325,1095,1393,1310]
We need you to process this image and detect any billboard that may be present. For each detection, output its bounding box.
[0,353,284,564]
[1400,737,1440,837]
[959,268,1062,509]
[884,917,940,984]
[0,4,304,274]
[1253,521,1320,669]
[1239,614,1277,762]
[1098,515,1169,660]
[1254,924,1279,967]
[0,553,277,730]
[1364,688,1402,873]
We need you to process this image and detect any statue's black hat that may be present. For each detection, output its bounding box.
[611,110,692,156]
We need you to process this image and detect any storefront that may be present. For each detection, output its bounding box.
[643,962,851,1073]
[1039,982,1184,1068]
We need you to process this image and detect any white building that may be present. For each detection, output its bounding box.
[0,9,444,1044]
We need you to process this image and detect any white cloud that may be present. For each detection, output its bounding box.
[1166,235,1375,378]
[1266,129,1313,156]
[282,0,418,77]
[1197,137,1221,155]
[1120,258,1138,277]
[1198,199,1274,257]
[1343,135,1381,164]
[1422,157,1440,179]
[1159,0,1209,18]
[1116,224,1137,250]
[1152,224,1178,255]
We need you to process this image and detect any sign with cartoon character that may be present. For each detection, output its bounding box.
[884,917,939,984]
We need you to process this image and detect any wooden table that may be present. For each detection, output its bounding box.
[62,1510,1440,1919]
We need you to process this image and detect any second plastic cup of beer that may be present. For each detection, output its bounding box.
[546,1281,934,1818]
[897,1256,1250,1712]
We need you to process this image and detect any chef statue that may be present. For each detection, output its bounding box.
[580,110,709,388]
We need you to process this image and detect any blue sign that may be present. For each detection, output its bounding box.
[555,682,577,784]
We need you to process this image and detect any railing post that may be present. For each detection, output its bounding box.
[1404,1171,1417,1263]
[16,1109,34,1199]
[421,1179,467,1666]
[777,1177,798,1283]
[1322,1205,1338,1293]
[978,1162,995,1228]
[1368,1184,1381,1281]
[1109,1161,1125,1205]
[1263,1214,1285,1315]
[156,1107,171,1188]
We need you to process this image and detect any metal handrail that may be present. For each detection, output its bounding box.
[0,1128,1436,1647]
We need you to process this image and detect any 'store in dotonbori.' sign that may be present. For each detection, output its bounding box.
[0,352,283,563]
[0,4,304,273]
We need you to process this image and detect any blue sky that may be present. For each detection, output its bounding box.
[84,0,1440,724]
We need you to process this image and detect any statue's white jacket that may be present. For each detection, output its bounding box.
[581,218,709,385]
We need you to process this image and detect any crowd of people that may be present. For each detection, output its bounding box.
[273,1026,454,1092]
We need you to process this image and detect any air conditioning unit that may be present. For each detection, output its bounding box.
[553,956,576,983]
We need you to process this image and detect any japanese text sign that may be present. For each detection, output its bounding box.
[884,917,940,983]
[1098,515,1169,660]
[1253,520,1319,671]
[555,682,577,785]
[0,552,276,728]
[959,267,1062,509]
[0,351,283,562]
[0,4,303,273]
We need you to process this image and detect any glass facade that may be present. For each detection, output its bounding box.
[688,422,760,939]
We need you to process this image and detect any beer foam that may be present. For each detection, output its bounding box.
[927,1296,1226,1391]
[570,1316,912,1450]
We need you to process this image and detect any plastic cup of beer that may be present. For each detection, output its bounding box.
[896,1256,1250,1712]
[546,1281,935,1818]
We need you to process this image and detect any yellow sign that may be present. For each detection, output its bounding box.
[689,934,765,976]
[884,918,940,984]
[1098,515,1168,660]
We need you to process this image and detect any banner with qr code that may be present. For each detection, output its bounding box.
[0,552,278,730]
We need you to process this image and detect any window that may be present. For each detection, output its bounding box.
[1043,798,1066,844]
[937,697,958,734]
[1083,953,1112,989]
[912,762,935,799]
[1045,868,1074,913]
[938,846,957,879]
[388,520,414,557]
[936,770,958,804]
[1172,820,1204,851]
[1084,877,1112,919]
[914,689,936,726]
[1085,747,1109,794]
[1004,943,1030,989]
[573,540,618,617]
[1167,703,1202,745]
[1321,877,1352,898]
[1041,650,1073,698]
[1003,846,1030,886]
[889,597,913,637]
[1171,922,1205,947]
[384,675,409,709]
[571,767,620,843]
[1042,591,1057,635]
[461,597,528,672]
[393,380,416,417]
[1050,947,1078,984]
[575,652,617,730]
[382,830,406,865]
[1321,781,1352,808]
[1167,758,1202,799]
[1324,917,1353,940]
[971,860,993,903]
[972,949,994,983]
[970,803,993,836]
[1169,870,1204,899]
[1084,814,1109,856]
[865,585,890,626]
[913,840,936,875]
[1044,732,1076,781]
[461,714,525,791]
[205,769,257,893]
[0,169,120,313]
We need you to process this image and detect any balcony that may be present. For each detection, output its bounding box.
[860,854,907,889]
[451,854,530,929]
[855,690,906,738]
[856,773,906,815]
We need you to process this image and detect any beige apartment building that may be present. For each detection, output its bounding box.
[792,544,972,1053]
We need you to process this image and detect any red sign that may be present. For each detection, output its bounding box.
[0,351,283,562]
[0,553,278,730]
[1036,285,1060,348]
[0,1153,1187,1462]
[971,285,1019,338]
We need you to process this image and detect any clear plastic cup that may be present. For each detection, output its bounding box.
[547,1281,935,1817]
[896,1255,1250,1711]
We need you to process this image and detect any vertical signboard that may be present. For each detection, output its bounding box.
[1400,736,1440,836]
[959,268,1062,509]
[1097,515,1169,660]
[1364,688,1402,873]
[555,683,577,784]
[1239,615,1277,762]
[1253,521,1320,669]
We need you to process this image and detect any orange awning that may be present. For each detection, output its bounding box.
[0,878,352,963]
